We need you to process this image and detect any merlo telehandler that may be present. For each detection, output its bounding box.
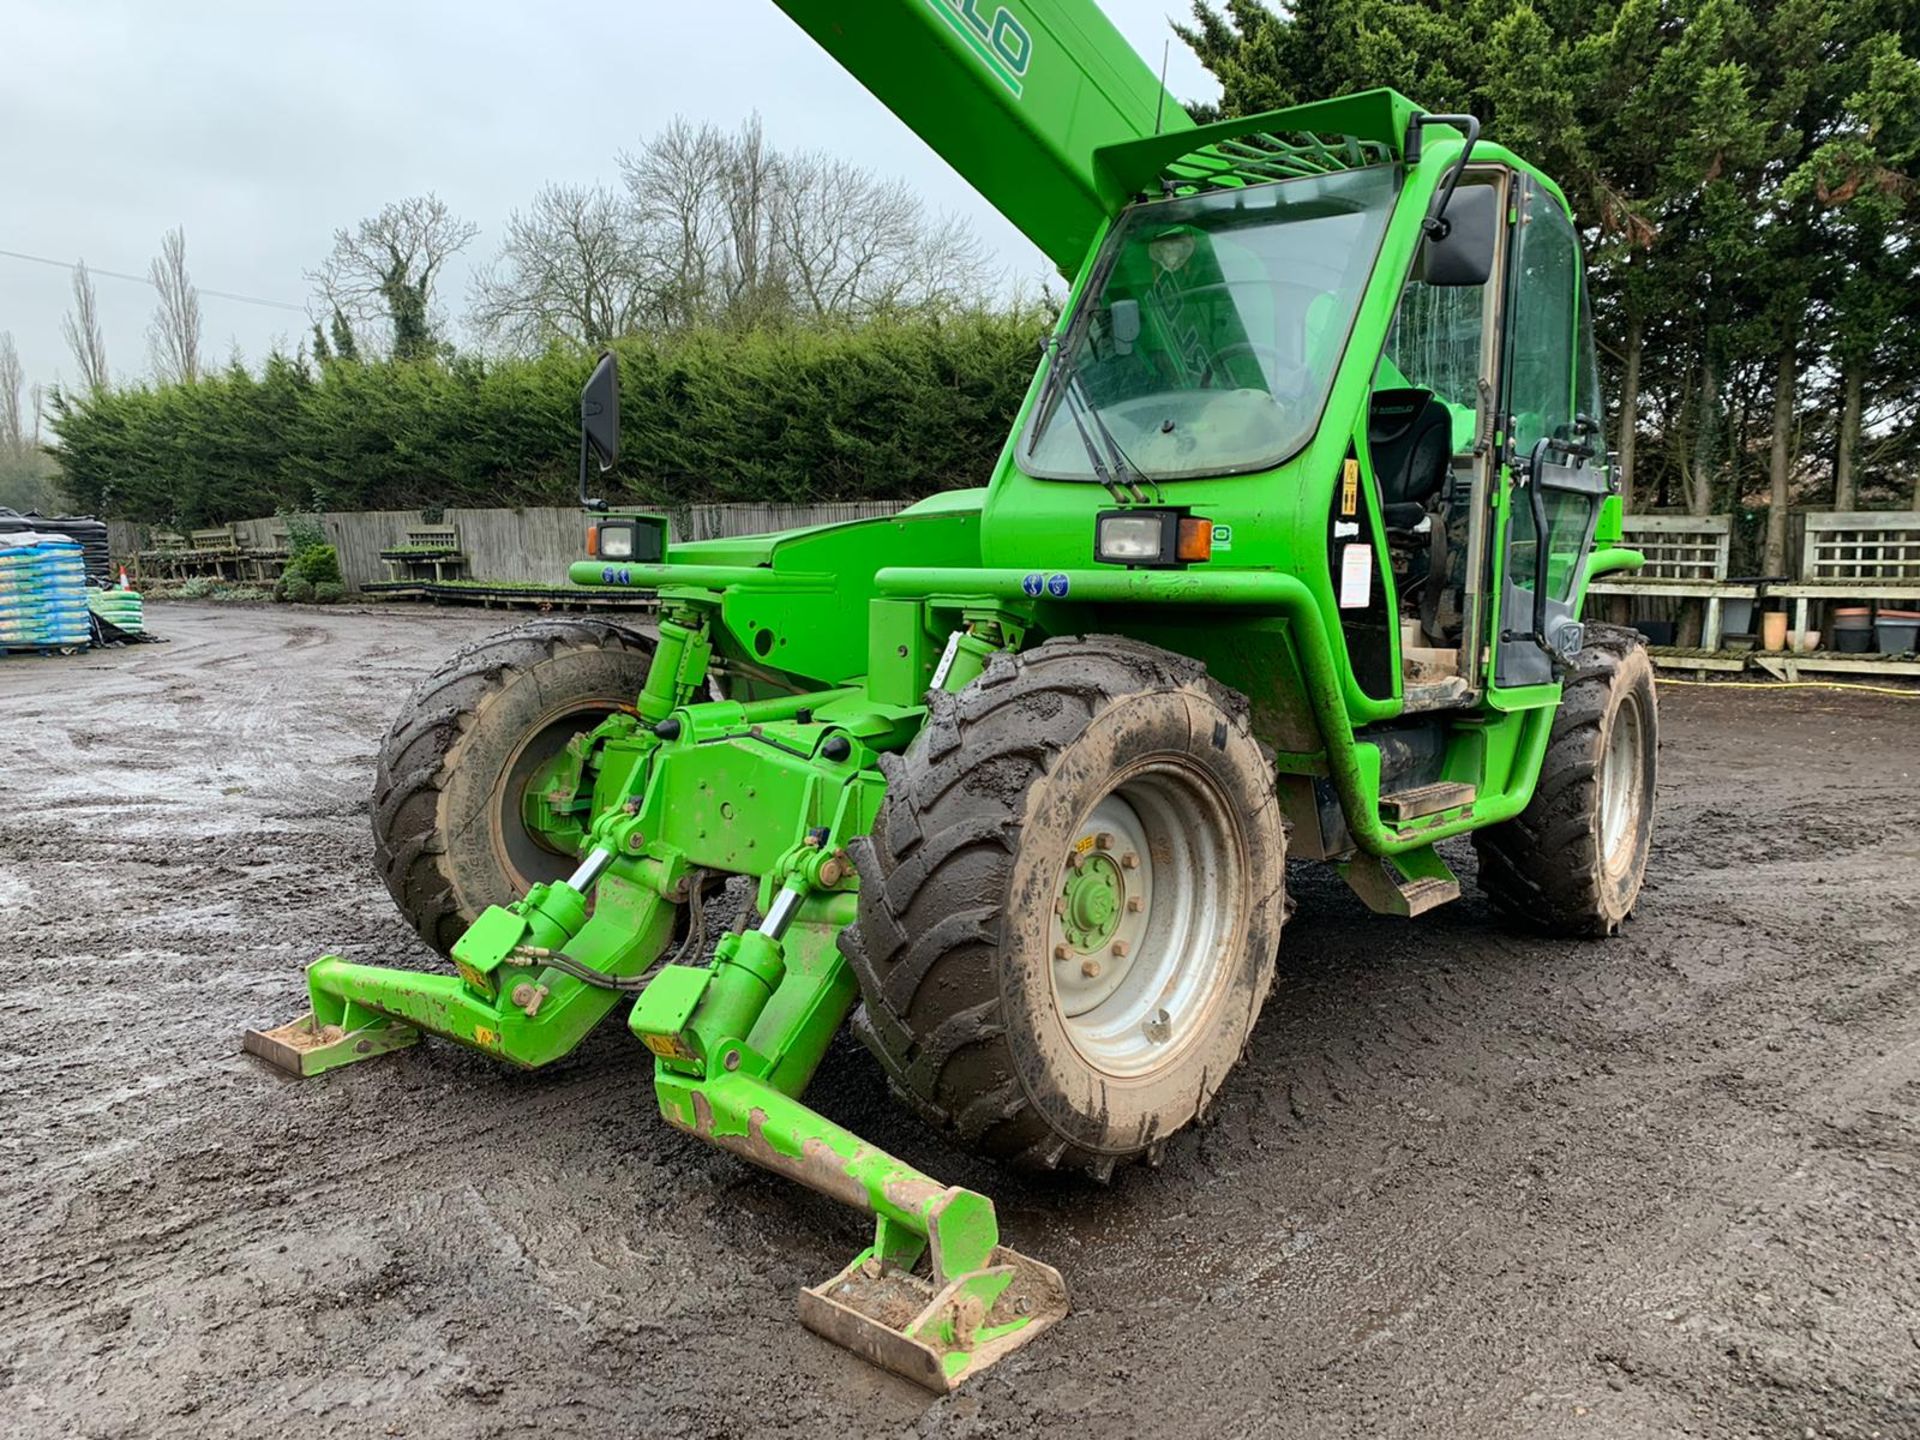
[247,0,1655,1391]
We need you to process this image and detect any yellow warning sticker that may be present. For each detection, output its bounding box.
[641,1033,683,1060]
[1072,834,1097,855]
[1341,458,1359,517]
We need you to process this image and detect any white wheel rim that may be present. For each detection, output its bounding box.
[1047,760,1246,1078]
[1599,693,1645,878]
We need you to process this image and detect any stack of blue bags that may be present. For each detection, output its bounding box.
[0,532,91,651]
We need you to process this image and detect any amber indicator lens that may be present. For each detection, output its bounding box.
[1176,517,1213,562]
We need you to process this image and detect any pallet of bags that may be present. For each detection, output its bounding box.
[0,533,91,654]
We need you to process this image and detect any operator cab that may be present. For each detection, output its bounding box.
[1016,124,1607,719]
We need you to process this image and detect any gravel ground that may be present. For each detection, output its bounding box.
[2,601,1917,1440]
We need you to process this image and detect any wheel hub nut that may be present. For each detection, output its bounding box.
[1057,850,1126,953]
[1080,958,1101,979]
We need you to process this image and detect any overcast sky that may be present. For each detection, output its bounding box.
[1,0,1220,399]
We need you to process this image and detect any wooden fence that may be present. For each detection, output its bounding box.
[106,502,912,592]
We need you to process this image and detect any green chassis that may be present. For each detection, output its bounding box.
[246,91,1646,1391]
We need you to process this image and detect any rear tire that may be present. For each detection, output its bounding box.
[842,637,1288,1179]
[1472,624,1656,936]
[371,618,656,956]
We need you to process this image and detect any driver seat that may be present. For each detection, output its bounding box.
[1366,388,1453,530]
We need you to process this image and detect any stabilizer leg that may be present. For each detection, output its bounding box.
[243,856,679,1077]
[242,988,421,1077]
[634,882,1067,1391]
[665,1064,1069,1391]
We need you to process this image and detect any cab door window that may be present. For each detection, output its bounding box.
[1503,182,1579,457]
[1504,181,1599,609]
[1494,178,1608,689]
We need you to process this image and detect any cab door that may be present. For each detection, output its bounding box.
[1489,176,1610,696]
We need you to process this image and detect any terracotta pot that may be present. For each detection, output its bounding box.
[1761,612,1789,651]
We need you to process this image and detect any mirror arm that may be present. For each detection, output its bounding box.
[1406,113,1482,241]
[579,431,605,513]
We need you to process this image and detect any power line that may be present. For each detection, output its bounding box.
[0,246,309,313]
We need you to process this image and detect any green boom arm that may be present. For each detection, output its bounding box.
[767,0,1193,271]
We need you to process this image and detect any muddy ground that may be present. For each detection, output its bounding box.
[1,601,1916,1439]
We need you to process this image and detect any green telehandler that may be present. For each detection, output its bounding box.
[247,0,1655,1392]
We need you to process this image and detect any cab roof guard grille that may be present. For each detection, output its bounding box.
[1163,130,1394,193]
[1094,88,1437,202]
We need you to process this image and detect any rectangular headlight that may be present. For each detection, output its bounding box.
[597,522,635,559]
[1097,512,1171,564]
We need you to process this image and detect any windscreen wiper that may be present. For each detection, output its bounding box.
[1033,338,1150,503]
[1068,372,1154,504]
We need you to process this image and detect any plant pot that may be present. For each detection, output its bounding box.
[1721,598,1755,635]
[1761,612,1789,651]
[1792,630,1820,654]
[1632,619,1676,646]
[1875,609,1920,655]
[1833,606,1874,654]
[1724,633,1757,654]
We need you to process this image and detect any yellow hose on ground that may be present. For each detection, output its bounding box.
[1654,676,1920,698]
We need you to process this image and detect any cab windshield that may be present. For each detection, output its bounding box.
[1022,165,1399,481]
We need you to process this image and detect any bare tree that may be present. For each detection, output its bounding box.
[467,183,654,351]
[0,332,23,455]
[619,118,733,331]
[146,227,203,385]
[0,340,59,513]
[772,151,992,321]
[613,116,995,335]
[719,115,784,325]
[60,261,109,393]
[309,195,478,360]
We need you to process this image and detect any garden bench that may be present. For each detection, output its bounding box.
[135,529,190,580]
[379,523,469,586]
[1767,511,1920,639]
[1586,514,1759,652]
[247,524,292,582]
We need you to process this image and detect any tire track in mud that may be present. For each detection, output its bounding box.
[1,606,1916,1439]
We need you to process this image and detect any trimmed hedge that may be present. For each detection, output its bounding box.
[51,312,1047,525]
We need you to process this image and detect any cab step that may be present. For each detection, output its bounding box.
[1337,845,1461,918]
[1379,780,1478,823]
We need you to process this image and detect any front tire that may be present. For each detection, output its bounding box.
[1473,624,1657,936]
[842,637,1288,1179]
[371,618,656,956]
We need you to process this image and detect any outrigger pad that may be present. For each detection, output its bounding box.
[799,1245,1069,1392]
[242,1011,420,1077]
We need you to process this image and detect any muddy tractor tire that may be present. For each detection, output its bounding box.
[842,637,1288,1180]
[371,618,656,956]
[1473,623,1657,937]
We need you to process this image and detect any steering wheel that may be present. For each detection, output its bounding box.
[1200,342,1295,392]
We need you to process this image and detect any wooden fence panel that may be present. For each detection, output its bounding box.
[110,502,913,591]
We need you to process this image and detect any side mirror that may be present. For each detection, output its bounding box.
[578,350,619,512]
[1418,184,1497,287]
[581,351,620,469]
[1109,298,1141,354]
